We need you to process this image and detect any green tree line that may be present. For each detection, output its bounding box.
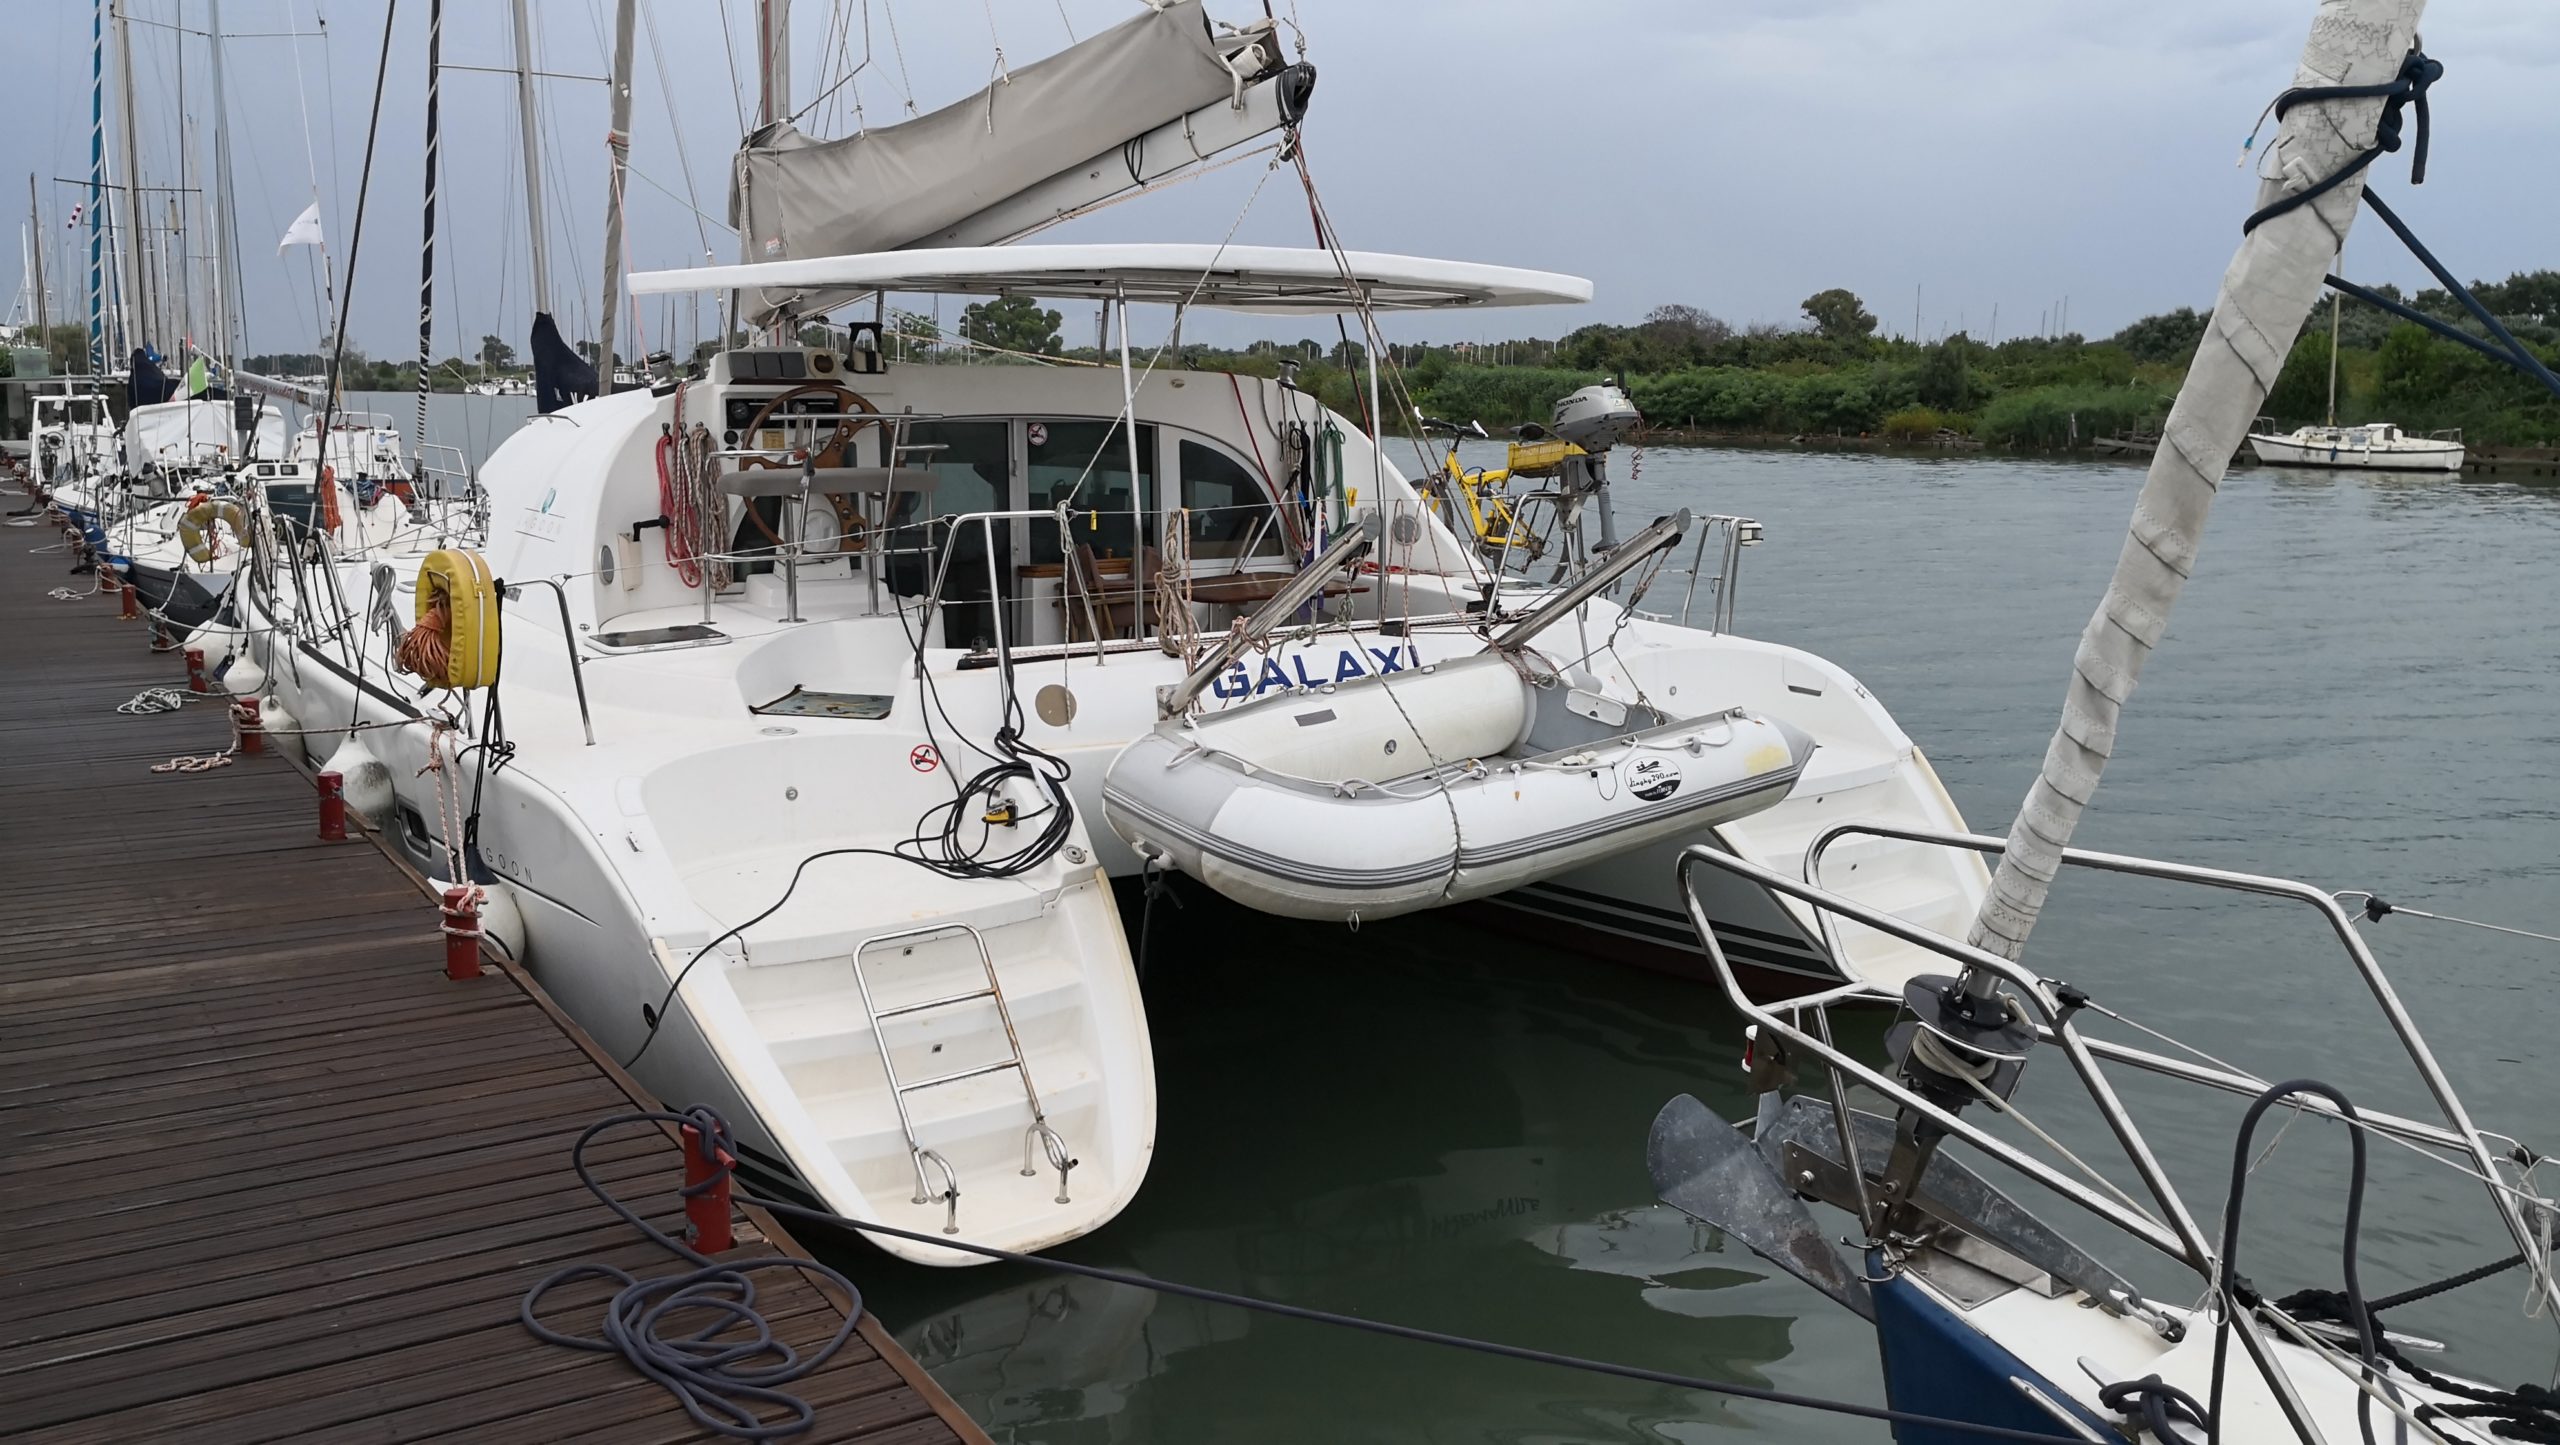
[1380,277,2560,451]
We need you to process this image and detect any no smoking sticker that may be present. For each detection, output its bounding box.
[909,744,941,773]
[1026,422,1049,447]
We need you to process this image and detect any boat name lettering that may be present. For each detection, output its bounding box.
[1209,644,1418,700]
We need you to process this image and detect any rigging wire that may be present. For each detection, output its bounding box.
[712,0,747,136]
[881,0,918,115]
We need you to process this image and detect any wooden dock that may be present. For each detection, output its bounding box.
[0,503,987,1444]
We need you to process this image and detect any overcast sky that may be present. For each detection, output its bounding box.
[7,0,2555,361]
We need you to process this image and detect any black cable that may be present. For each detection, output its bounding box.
[2206,1079,2382,1445]
[520,1108,862,1442]
[626,541,1079,1069]
[719,1174,2106,1445]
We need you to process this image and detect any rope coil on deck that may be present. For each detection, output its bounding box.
[522,1108,864,1442]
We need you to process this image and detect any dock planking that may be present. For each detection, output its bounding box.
[0,500,988,1445]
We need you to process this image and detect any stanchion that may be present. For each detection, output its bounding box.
[119,582,140,620]
[231,699,264,756]
[184,647,209,694]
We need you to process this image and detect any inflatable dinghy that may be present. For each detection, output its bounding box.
[1103,651,1812,922]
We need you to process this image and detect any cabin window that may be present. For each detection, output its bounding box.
[1026,420,1155,566]
[1178,439,1288,560]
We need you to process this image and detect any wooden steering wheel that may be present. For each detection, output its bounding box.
[734,382,881,551]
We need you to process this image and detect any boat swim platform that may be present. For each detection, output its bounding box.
[0,519,988,1443]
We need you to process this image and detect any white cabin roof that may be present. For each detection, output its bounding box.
[630,243,1591,314]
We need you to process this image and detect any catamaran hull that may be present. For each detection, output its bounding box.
[249,587,1157,1268]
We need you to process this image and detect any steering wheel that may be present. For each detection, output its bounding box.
[733,382,881,551]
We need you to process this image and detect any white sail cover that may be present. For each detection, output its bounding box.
[123,400,236,471]
[1966,0,2427,963]
[729,0,1278,323]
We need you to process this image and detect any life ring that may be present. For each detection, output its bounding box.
[406,549,502,690]
[178,495,249,563]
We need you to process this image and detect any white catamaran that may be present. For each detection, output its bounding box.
[223,0,1988,1263]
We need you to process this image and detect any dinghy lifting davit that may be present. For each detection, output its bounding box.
[1102,511,1817,922]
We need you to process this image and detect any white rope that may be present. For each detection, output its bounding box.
[117,687,202,715]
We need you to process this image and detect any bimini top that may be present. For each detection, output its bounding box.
[628,243,1592,315]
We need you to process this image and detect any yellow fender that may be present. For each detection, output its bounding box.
[415,549,503,690]
[178,497,248,564]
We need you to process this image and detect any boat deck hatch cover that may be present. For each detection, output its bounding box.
[590,623,725,650]
[754,686,894,721]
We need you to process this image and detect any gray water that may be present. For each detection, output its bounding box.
[316,391,537,473]
[840,446,2560,1442]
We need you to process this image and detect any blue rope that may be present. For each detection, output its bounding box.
[2242,50,2441,236]
[2341,189,2560,402]
[2244,48,2560,404]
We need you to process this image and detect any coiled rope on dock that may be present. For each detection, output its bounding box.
[522,1108,863,1443]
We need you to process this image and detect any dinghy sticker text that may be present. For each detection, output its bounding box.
[1624,757,1681,802]
[1209,644,1420,700]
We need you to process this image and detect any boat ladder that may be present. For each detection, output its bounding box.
[849,921,1076,1235]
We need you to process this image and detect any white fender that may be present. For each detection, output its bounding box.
[185,619,242,665]
[258,695,303,765]
[320,734,395,825]
[222,653,268,697]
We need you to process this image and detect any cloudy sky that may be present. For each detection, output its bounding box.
[7,0,2555,361]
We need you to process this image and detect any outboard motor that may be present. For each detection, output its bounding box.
[1546,381,1642,573]
[1550,382,1641,454]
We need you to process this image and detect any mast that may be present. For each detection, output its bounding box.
[508,0,551,319]
[111,0,148,353]
[415,0,443,452]
[2325,290,2342,426]
[1962,0,2427,971]
[745,0,789,343]
[87,0,108,372]
[28,177,50,364]
[206,0,244,371]
[595,0,636,392]
[757,0,791,128]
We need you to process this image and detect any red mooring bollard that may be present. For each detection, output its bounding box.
[439,885,483,981]
[119,582,140,620]
[232,699,264,756]
[184,646,209,693]
[316,770,347,840]
[681,1124,737,1254]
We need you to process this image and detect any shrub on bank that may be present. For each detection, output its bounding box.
[1880,407,1945,442]
[1977,383,2174,449]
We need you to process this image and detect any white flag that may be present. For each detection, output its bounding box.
[277,202,324,255]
